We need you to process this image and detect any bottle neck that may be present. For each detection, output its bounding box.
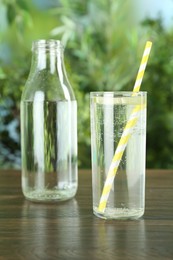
[31,40,64,74]
[24,40,75,101]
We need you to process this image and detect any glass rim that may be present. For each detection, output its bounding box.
[90,91,147,97]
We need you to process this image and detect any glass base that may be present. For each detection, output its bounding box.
[93,207,144,220]
[23,188,77,203]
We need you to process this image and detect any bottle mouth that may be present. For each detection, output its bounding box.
[32,39,64,52]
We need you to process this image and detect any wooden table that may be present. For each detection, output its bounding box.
[0,169,173,260]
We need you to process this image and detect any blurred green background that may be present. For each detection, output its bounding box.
[0,0,173,169]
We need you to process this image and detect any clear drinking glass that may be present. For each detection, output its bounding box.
[90,92,147,219]
[21,40,78,202]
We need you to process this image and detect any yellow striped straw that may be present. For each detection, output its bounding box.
[133,41,152,93]
[98,41,152,213]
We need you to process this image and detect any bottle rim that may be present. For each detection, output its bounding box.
[32,39,64,51]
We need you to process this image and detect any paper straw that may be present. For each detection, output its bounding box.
[133,41,152,93]
[98,41,152,213]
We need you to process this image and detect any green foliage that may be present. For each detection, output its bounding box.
[51,0,141,92]
[50,0,147,167]
[0,0,49,168]
[140,18,173,168]
[1,0,32,41]
[1,0,173,169]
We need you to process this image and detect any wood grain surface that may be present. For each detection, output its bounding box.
[0,169,173,260]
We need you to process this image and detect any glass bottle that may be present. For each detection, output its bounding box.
[20,39,77,202]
